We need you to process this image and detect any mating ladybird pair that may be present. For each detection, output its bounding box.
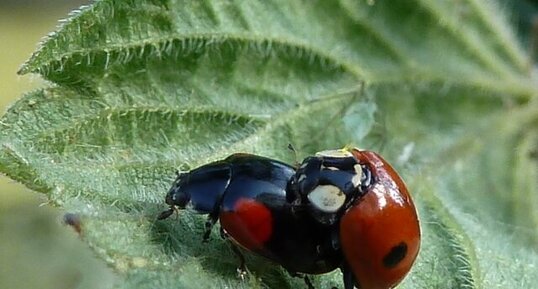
[159,147,420,289]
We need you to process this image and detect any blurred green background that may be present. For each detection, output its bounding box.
[0,1,114,289]
[1,1,537,289]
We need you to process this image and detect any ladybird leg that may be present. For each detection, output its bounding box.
[302,275,315,289]
[203,197,224,242]
[341,263,356,289]
[219,227,248,278]
[202,214,218,242]
[287,143,301,168]
[287,271,315,289]
[219,226,228,239]
[230,243,247,279]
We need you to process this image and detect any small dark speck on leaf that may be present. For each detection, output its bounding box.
[63,213,83,236]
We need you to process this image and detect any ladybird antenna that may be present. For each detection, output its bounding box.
[288,143,296,153]
[173,205,180,220]
[157,207,174,220]
[287,143,300,168]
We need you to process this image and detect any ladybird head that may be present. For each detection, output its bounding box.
[159,161,233,221]
[165,172,191,207]
[291,148,369,224]
[158,172,191,220]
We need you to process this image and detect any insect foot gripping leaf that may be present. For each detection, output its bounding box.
[1,0,538,289]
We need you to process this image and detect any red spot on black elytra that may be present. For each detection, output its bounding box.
[219,198,273,251]
[234,198,273,244]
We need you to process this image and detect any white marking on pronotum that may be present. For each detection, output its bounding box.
[315,149,353,158]
[351,164,362,188]
[308,185,346,213]
[323,166,339,171]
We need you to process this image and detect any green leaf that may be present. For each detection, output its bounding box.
[2,0,538,288]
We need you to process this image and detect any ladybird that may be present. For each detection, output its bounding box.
[159,148,420,289]
[290,148,421,289]
[158,153,341,279]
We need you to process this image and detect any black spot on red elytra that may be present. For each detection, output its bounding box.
[382,242,407,268]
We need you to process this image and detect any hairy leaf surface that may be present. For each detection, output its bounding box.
[2,0,537,288]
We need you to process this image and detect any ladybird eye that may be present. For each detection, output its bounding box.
[382,242,408,268]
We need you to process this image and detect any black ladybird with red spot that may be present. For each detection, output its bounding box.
[159,148,420,289]
[158,153,342,278]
